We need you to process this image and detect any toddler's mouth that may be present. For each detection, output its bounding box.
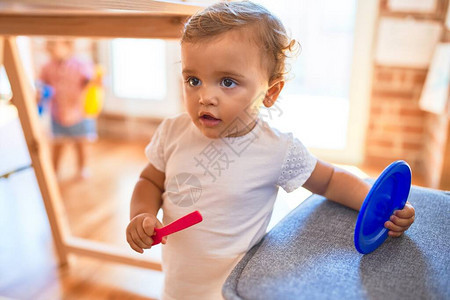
[201,114,219,120]
[199,113,221,127]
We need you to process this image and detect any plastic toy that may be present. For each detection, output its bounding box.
[354,160,411,254]
[152,210,203,246]
[36,81,53,115]
[84,65,104,117]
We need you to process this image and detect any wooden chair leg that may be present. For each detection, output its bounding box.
[2,36,162,271]
[3,37,69,267]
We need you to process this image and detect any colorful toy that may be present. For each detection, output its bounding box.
[152,210,203,246]
[36,81,53,115]
[84,65,104,117]
[354,160,411,254]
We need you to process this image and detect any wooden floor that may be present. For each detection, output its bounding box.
[0,107,426,300]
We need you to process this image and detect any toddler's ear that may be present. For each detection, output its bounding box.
[263,79,284,107]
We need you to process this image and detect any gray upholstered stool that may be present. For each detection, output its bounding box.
[223,184,450,300]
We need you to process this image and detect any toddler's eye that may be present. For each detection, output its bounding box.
[187,77,201,87]
[221,78,236,88]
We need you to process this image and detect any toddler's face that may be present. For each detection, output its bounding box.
[181,29,270,139]
[46,40,73,61]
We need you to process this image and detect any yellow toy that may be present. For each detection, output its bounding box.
[84,65,104,117]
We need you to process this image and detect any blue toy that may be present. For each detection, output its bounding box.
[354,160,412,254]
[36,81,53,115]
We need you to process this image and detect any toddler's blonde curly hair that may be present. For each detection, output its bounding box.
[181,1,298,82]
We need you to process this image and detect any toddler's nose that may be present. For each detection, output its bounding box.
[199,88,218,106]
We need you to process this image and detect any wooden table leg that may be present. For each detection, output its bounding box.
[2,37,162,271]
[3,37,69,266]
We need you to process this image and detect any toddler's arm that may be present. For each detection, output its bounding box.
[303,160,415,237]
[126,163,166,253]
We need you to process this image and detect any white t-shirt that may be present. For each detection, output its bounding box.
[145,113,317,300]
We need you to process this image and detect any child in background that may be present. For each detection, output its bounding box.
[126,2,416,299]
[40,39,95,179]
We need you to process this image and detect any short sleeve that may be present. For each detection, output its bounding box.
[145,119,167,172]
[277,135,317,193]
[80,60,94,81]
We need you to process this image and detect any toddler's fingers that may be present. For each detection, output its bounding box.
[390,214,414,227]
[126,231,143,253]
[142,217,157,236]
[384,221,409,233]
[136,223,154,248]
[393,202,415,219]
[131,228,148,250]
[388,230,403,238]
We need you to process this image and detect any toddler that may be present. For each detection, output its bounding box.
[39,39,95,179]
[126,2,415,299]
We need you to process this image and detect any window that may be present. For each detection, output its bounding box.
[111,39,166,101]
[254,0,377,164]
[255,0,356,150]
[0,66,11,102]
[99,39,182,118]
[1,36,34,102]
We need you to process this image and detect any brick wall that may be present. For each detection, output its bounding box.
[422,113,449,188]
[422,20,450,190]
[366,67,427,171]
[365,0,449,188]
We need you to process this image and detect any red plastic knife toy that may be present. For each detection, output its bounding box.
[152,210,203,246]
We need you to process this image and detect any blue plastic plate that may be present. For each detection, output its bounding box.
[354,160,411,254]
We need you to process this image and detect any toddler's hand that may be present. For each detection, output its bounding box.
[384,201,415,237]
[126,213,167,253]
